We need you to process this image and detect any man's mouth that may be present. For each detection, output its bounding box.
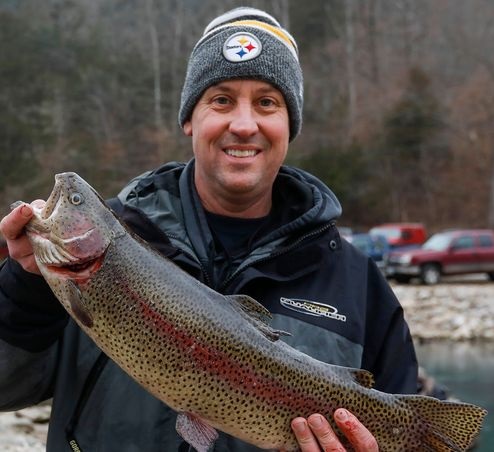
[224,149,259,158]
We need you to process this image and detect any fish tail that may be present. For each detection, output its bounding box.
[404,395,487,451]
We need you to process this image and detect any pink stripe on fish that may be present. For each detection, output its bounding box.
[137,296,330,416]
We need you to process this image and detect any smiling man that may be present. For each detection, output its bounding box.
[185,80,289,218]
[0,7,417,452]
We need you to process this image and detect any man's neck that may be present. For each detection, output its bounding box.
[195,187,272,219]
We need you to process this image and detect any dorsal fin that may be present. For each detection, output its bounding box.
[226,294,291,342]
[227,294,272,323]
[347,368,375,388]
[329,364,375,389]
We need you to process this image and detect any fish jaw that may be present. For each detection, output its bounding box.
[25,172,119,283]
[30,230,108,285]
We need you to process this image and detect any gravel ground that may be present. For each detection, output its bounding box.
[1,278,493,450]
[0,403,50,451]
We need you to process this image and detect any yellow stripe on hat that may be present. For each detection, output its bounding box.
[229,19,297,56]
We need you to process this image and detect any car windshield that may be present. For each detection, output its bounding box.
[422,232,453,251]
[370,227,400,240]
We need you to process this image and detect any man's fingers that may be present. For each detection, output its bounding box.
[291,418,323,451]
[334,409,379,452]
[0,204,33,240]
[0,203,41,274]
[307,414,346,451]
[292,411,379,452]
[292,416,345,452]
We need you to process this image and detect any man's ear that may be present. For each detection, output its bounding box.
[183,121,192,136]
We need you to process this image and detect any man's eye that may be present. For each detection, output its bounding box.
[213,96,230,105]
[259,98,276,107]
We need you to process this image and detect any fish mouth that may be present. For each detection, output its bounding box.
[38,234,108,283]
[39,175,63,221]
[34,173,78,222]
[45,252,106,282]
[28,227,108,282]
[24,177,64,236]
[27,228,96,265]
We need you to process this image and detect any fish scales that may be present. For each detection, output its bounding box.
[19,172,487,452]
[86,234,346,446]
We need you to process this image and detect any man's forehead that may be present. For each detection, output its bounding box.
[207,79,282,95]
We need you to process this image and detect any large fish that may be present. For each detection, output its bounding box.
[16,172,486,451]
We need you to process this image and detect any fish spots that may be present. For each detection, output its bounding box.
[28,172,487,452]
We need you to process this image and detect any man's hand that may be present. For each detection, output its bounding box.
[0,201,42,275]
[291,409,379,451]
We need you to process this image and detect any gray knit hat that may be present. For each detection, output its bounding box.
[178,7,303,141]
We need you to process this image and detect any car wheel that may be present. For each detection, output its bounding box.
[488,272,494,281]
[421,264,441,285]
[395,275,411,284]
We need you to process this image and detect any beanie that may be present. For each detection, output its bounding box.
[178,7,303,141]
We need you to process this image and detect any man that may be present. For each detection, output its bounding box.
[0,7,417,451]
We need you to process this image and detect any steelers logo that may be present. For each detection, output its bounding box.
[223,32,262,62]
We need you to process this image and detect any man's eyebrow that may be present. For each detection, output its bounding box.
[208,82,280,95]
[257,86,281,95]
[208,83,235,93]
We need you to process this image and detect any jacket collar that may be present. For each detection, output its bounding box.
[118,159,342,286]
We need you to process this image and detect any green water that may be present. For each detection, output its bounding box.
[415,341,494,451]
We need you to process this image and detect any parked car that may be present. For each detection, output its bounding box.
[369,222,427,250]
[349,233,390,271]
[386,229,494,284]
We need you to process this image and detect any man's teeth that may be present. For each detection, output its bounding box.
[225,149,257,157]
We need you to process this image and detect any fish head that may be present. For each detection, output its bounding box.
[23,172,123,284]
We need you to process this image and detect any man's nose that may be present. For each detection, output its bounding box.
[229,103,259,137]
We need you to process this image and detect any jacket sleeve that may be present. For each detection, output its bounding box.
[0,258,68,410]
[0,338,59,410]
[0,258,68,351]
[360,261,418,395]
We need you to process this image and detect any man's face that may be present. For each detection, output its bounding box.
[183,79,290,216]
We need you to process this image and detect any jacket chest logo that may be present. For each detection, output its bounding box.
[279,297,347,322]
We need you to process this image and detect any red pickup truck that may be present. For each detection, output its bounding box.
[369,223,426,250]
[386,229,494,284]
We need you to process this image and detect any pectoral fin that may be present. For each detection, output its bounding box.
[67,280,93,328]
[176,412,218,452]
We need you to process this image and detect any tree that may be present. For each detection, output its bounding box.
[378,67,444,222]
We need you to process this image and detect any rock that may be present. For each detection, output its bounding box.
[0,403,50,452]
[392,279,494,341]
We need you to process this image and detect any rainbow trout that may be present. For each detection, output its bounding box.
[16,172,486,451]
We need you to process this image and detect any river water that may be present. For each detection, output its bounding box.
[415,341,494,451]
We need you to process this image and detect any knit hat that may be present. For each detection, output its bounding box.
[178,7,303,141]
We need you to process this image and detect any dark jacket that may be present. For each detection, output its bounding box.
[0,161,417,452]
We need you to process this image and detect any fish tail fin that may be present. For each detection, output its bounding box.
[404,395,487,451]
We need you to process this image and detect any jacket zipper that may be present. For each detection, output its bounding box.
[165,233,214,287]
[218,221,336,292]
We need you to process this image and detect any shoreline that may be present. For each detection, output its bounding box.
[392,281,494,341]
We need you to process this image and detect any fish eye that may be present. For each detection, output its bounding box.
[70,192,84,206]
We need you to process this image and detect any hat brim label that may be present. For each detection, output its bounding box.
[223,32,262,62]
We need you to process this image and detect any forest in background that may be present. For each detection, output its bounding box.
[1,0,494,232]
